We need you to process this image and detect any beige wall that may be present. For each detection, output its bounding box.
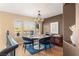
[63,3,76,42]
[76,4,79,47]
[0,11,34,51]
[43,14,63,34]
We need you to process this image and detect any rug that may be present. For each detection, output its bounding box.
[25,44,54,55]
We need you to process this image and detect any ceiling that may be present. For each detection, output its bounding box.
[0,3,63,18]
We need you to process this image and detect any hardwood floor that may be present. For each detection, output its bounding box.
[15,37,63,56]
[33,46,63,56]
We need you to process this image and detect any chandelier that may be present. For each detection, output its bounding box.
[34,11,44,23]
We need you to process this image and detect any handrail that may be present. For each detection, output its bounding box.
[5,33,18,56]
[0,33,27,56]
[0,44,18,56]
[7,34,18,46]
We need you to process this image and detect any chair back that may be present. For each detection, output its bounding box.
[40,37,51,43]
[22,37,32,41]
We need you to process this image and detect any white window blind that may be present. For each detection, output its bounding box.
[50,22,59,34]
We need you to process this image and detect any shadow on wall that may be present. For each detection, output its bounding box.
[63,3,76,45]
[65,24,75,45]
[69,25,76,45]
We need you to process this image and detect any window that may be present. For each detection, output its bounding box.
[50,22,59,34]
[14,21,36,32]
[14,21,23,32]
[23,21,36,31]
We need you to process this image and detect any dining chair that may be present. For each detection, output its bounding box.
[22,37,34,49]
[39,37,51,51]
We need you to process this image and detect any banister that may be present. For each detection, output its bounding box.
[0,44,18,56]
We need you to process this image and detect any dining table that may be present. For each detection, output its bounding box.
[23,35,50,50]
